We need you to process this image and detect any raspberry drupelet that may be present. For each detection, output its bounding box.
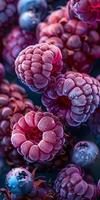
[11,110,65,162]
[15,43,63,92]
[0,0,18,38]
[3,27,36,72]
[42,71,100,127]
[37,6,100,73]
[54,164,97,200]
[68,0,100,23]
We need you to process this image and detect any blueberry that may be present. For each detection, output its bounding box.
[18,0,48,20]
[6,168,34,196]
[71,141,99,167]
[19,11,39,30]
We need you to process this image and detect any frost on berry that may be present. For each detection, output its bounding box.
[11,111,65,162]
[15,43,63,92]
[42,72,100,127]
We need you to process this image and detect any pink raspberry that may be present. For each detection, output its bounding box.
[11,110,65,162]
[15,43,63,92]
[0,63,5,81]
[3,27,36,72]
[42,72,100,126]
[54,164,97,200]
[37,6,100,73]
[68,0,100,23]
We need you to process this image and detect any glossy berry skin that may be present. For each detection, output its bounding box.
[38,6,100,73]
[54,164,97,200]
[42,71,100,127]
[19,11,40,31]
[11,110,65,163]
[6,168,34,196]
[0,63,5,81]
[3,27,36,72]
[69,0,100,23]
[0,0,17,38]
[72,141,99,167]
[18,0,48,20]
[15,43,63,93]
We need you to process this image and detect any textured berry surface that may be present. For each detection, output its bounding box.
[3,27,36,72]
[6,167,33,196]
[38,6,100,73]
[15,43,63,92]
[42,71,100,126]
[54,164,97,200]
[11,110,65,162]
[69,0,100,23]
[72,141,99,167]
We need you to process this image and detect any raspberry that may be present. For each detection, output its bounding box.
[0,188,10,200]
[0,63,5,81]
[0,80,39,166]
[68,0,100,23]
[71,141,99,167]
[42,71,100,126]
[0,0,17,38]
[11,110,65,162]
[37,6,100,73]
[15,43,63,92]
[54,164,97,200]
[3,27,36,72]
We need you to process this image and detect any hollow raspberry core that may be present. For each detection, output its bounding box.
[25,127,42,145]
[57,96,71,110]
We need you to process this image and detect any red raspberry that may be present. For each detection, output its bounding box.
[3,27,36,72]
[15,43,63,93]
[68,0,100,23]
[11,110,65,162]
[42,72,100,126]
[0,63,5,81]
[54,164,97,200]
[37,6,100,73]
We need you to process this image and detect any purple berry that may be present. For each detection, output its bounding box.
[42,71,100,126]
[54,164,97,200]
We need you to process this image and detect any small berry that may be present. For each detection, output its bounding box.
[11,110,65,162]
[18,0,48,19]
[15,43,63,92]
[42,71,100,126]
[71,141,99,167]
[6,167,34,196]
[54,164,97,200]
[19,11,40,31]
